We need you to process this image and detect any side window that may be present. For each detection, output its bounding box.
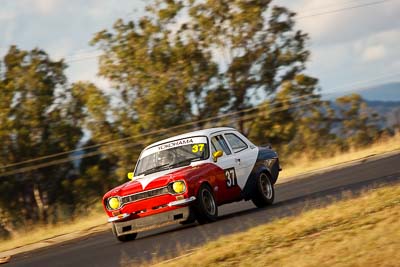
[211,135,232,156]
[225,133,248,153]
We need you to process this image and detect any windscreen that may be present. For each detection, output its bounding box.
[134,136,209,176]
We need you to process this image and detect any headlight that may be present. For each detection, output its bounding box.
[171,181,186,194]
[107,197,121,210]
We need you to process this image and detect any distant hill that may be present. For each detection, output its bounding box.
[365,100,400,128]
[365,100,400,113]
[356,83,400,101]
[327,82,400,129]
[329,82,400,101]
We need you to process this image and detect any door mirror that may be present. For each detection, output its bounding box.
[212,150,223,162]
[127,172,134,180]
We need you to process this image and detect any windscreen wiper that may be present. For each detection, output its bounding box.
[168,157,201,169]
[141,163,170,176]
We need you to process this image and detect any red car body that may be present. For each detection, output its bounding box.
[102,127,280,241]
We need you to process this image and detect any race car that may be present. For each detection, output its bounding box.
[102,127,281,242]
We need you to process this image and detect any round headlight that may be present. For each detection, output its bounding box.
[108,197,121,210]
[172,181,186,194]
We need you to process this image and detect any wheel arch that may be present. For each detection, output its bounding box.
[192,179,214,198]
[241,163,272,200]
[255,147,280,184]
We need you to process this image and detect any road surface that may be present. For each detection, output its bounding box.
[5,152,400,267]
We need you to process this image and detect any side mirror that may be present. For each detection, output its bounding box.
[127,172,134,180]
[212,150,223,162]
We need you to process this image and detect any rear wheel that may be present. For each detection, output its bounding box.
[251,172,275,208]
[194,184,218,224]
[112,223,137,242]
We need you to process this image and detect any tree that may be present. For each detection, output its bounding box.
[69,81,133,183]
[91,0,312,134]
[91,18,224,131]
[248,74,336,158]
[335,94,381,147]
[0,46,84,232]
[177,0,311,132]
[391,107,400,132]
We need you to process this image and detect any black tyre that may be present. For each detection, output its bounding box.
[179,207,197,225]
[112,223,137,242]
[251,172,275,208]
[194,184,218,224]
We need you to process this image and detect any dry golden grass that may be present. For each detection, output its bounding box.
[280,133,400,180]
[0,209,107,253]
[153,183,400,267]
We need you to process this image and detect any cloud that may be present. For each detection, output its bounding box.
[65,56,112,91]
[0,10,16,21]
[392,60,400,70]
[361,45,386,62]
[34,0,62,15]
[288,0,400,46]
[308,28,400,93]
[269,0,400,91]
[0,9,16,52]
[87,0,146,21]
[309,43,350,71]
[2,0,399,96]
[354,29,400,62]
[47,39,75,61]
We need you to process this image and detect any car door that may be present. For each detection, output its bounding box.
[210,134,241,201]
[223,132,259,189]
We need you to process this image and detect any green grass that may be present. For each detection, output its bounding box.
[152,183,400,267]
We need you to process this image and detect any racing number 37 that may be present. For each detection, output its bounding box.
[192,144,204,153]
[224,168,237,188]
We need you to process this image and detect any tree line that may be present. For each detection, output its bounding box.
[0,0,389,238]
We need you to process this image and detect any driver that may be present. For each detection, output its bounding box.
[158,150,176,165]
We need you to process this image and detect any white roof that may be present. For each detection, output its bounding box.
[144,127,236,150]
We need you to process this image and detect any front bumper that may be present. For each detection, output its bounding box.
[168,196,196,207]
[112,206,191,236]
[107,196,196,223]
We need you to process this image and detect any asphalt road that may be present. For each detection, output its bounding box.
[6,153,400,267]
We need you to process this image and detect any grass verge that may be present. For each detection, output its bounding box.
[0,209,107,253]
[280,133,400,179]
[153,183,400,267]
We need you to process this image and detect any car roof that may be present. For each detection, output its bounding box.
[144,127,236,150]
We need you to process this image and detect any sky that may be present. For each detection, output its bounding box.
[1,0,400,97]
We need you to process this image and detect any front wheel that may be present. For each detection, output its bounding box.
[179,207,197,225]
[251,172,275,208]
[112,223,137,242]
[194,184,218,224]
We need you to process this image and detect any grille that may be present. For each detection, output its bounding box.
[121,186,170,205]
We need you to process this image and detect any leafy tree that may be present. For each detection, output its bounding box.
[69,81,131,183]
[335,94,381,147]
[91,0,312,134]
[176,0,310,132]
[0,46,84,232]
[91,18,223,131]
[89,2,234,179]
[248,74,336,158]
[85,0,322,183]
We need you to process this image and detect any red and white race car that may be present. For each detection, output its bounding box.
[102,127,281,241]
